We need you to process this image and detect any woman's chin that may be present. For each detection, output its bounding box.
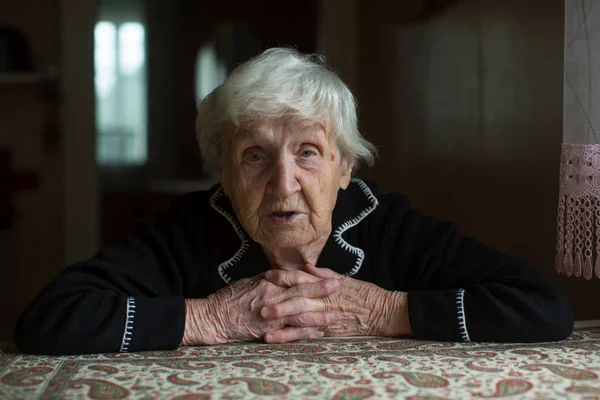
[257,230,313,249]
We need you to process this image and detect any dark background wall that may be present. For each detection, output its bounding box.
[355,0,600,320]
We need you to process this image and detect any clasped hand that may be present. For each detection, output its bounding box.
[184,264,405,345]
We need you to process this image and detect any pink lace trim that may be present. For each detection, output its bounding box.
[556,144,600,279]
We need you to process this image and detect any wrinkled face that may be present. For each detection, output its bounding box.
[220,118,353,250]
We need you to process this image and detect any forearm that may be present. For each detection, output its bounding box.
[16,289,185,355]
[408,282,573,343]
[182,298,227,346]
[373,290,412,337]
[15,290,125,355]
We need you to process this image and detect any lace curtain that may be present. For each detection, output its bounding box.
[556,0,600,278]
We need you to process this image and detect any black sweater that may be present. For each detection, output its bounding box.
[14,179,574,355]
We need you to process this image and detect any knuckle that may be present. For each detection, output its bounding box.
[323,279,338,292]
[317,312,329,324]
[294,313,309,326]
[325,311,339,324]
[257,279,270,290]
[297,297,310,309]
[291,270,304,282]
[261,280,278,294]
[323,298,335,311]
[249,297,261,312]
[269,270,284,284]
[296,285,310,298]
[266,319,283,331]
[279,270,291,279]
[271,305,284,318]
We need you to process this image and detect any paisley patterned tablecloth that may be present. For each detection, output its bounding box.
[2,329,600,399]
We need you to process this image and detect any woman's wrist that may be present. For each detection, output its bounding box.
[182,298,226,346]
[376,290,412,337]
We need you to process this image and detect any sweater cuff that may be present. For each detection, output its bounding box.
[121,296,185,352]
[408,289,470,342]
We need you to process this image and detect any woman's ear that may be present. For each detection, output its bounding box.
[339,157,355,189]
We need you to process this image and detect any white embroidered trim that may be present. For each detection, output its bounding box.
[119,297,136,353]
[333,179,379,276]
[456,288,471,342]
[210,187,250,284]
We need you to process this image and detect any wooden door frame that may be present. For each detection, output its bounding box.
[60,0,100,264]
[317,0,359,89]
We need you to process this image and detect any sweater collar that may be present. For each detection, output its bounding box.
[209,179,379,284]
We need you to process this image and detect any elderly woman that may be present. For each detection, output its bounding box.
[15,48,572,355]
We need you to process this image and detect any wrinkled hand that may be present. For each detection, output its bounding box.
[182,272,341,345]
[262,264,410,343]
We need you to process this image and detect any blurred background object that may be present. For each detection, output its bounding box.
[1,0,596,342]
[0,27,34,73]
[555,0,600,281]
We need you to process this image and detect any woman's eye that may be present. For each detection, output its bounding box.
[246,153,263,162]
[300,150,317,158]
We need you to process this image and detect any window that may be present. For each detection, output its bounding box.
[95,21,147,166]
[195,43,227,102]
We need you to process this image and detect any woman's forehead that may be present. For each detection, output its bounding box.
[235,118,327,139]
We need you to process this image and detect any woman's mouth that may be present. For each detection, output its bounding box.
[268,211,299,223]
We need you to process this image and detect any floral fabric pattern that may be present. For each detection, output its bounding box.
[2,329,600,399]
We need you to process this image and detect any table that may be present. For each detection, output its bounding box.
[2,329,600,399]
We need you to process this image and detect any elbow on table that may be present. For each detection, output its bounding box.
[13,326,93,356]
[13,320,50,355]
[533,290,574,342]
[13,311,85,356]
[487,285,575,343]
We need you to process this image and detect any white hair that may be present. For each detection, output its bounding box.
[195,47,377,173]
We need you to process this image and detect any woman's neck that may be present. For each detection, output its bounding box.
[262,235,328,271]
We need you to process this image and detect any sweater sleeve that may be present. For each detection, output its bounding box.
[13,196,205,355]
[378,193,574,343]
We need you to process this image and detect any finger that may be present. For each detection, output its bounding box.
[265,279,338,308]
[264,269,322,287]
[283,279,339,300]
[285,311,340,327]
[248,272,266,281]
[303,263,339,279]
[261,297,326,320]
[264,327,324,344]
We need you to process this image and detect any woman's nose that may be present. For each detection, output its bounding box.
[267,158,301,198]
